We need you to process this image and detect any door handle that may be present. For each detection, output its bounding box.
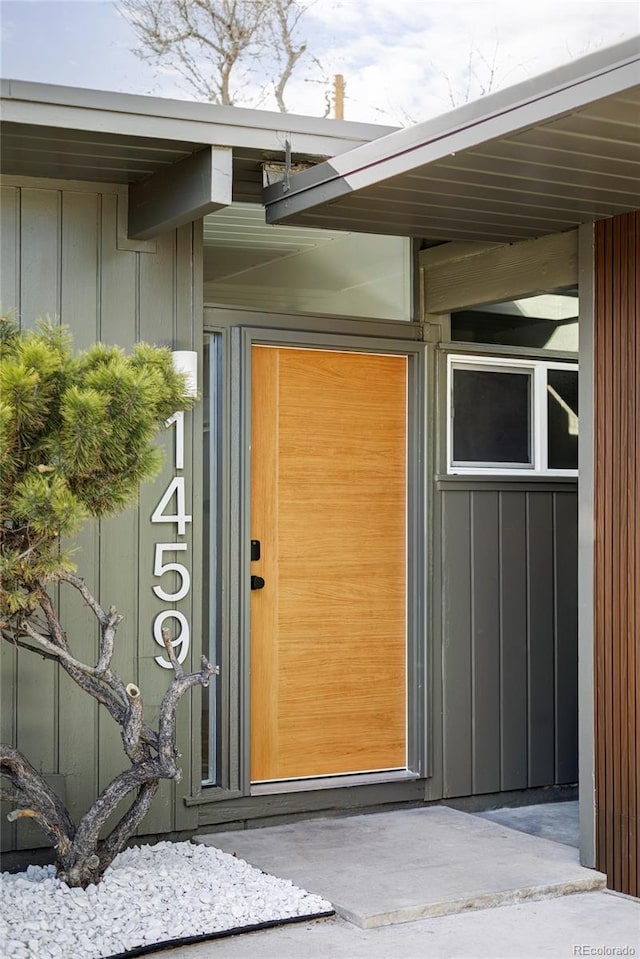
[251,575,265,590]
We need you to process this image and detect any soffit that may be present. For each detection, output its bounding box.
[0,80,394,195]
[0,121,333,201]
[263,40,640,243]
[0,121,200,184]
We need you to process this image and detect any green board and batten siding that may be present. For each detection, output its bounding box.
[0,178,579,850]
[0,178,204,849]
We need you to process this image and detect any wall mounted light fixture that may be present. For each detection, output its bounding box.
[171,350,198,397]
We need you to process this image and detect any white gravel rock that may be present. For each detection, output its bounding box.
[1,841,332,959]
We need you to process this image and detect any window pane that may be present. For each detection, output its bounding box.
[202,335,222,784]
[453,368,532,465]
[451,291,579,351]
[204,203,411,321]
[547,369,578,469]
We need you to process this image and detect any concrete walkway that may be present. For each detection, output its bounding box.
[155,805,639,959]
[155,891,638,959]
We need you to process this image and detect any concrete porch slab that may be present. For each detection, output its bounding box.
[194,806,606,929]
[476,800,580,848]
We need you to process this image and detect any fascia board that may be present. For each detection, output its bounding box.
[0,78,396,156]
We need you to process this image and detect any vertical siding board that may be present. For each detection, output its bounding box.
[57,190,102,825]
[15,645,58,848]
[181,221,204,830]
[499,491,528,790]
[621,214,637,897]
[553,492,578,784]
[100,194,137,334]
[602,217,615,885]
[12,187,61,847]
[95,194,140,828]
[442,491,473,797]
[594,219,607,872]
[61,192,100,346]
[594,211,640,897]
[526,492,555,787]
[471,491,501,794]
[139,232,176,346]
[0,642,17,851]
[57,524,100,828]
[19,188,61,325]
[627,216,637,898]
[617,216,629,893]
[0,189,18,815]
[174,222,200,826]
[610,215,622,891]
[0,185,20,314]
[609,216,620,890]
[631,216,639,898]
[137,232,179,835]
[95,497,140,844]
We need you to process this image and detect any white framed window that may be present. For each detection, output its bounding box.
[447,355,578,476]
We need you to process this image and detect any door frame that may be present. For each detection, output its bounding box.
[198,308,428,801]
[247,342,413,787]
[239,326,427,795]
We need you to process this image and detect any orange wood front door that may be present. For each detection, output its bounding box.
[250,346,407,782]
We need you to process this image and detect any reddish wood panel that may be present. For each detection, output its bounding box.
[594,210,639,897]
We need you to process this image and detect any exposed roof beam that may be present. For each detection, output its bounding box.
[420,229,578,313]
[128,146,232,239]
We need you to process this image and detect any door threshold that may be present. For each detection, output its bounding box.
[251,769,419,795]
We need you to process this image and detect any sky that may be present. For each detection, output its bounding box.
[0,0,638,125]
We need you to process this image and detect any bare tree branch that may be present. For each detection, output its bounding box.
[3,575,214,885]
[120,0,318,111]
[97,781,159,867]
[271,0,308,112]
[0,745,76,867]
[1,321,208,888]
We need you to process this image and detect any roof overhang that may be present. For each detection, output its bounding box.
[0,79,395,238]
[263,39,640,244]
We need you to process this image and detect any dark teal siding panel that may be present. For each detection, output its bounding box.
[499,492,528,790]
[554,492,579,784]
[471,492,501,794]
[441,485,577,799]
[442,491,473,797]
[526,493,556,787]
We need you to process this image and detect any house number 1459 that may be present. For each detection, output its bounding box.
[151,411,192,668]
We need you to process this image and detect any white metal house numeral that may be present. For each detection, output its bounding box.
[151,411,192,668]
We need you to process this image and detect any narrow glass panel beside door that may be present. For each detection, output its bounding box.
[202,335,222,785]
